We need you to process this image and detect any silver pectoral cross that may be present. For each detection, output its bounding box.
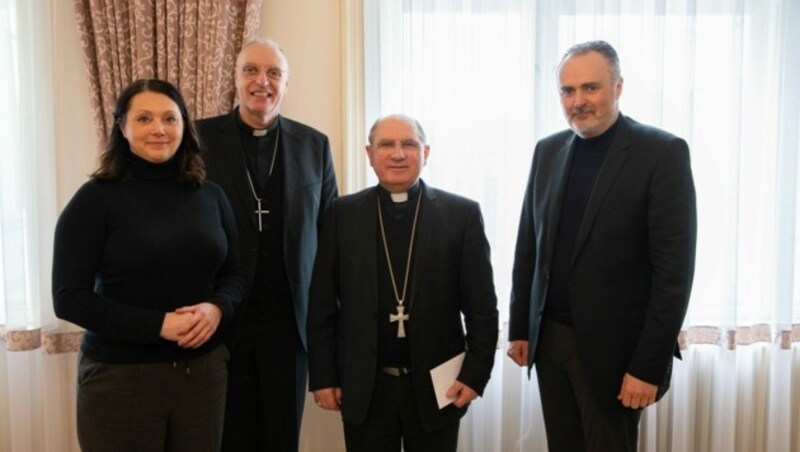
[389,305,409,338]
[255,199,269,231]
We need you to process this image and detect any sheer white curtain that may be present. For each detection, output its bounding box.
[0,1,79,450]
[363,1,800,451]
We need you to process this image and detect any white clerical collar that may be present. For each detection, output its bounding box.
[390,192,408,203]
[235,107,280,137]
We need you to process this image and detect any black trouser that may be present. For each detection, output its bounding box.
[535,317,641,452]
[77,345,229,452]
[221,319,306,452]
[343,371,460,452]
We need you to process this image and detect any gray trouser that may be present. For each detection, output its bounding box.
[76,345,229,452]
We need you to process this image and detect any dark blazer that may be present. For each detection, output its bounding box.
[307,181,498,432]
[509,114,697,411]
[196,111,337,349]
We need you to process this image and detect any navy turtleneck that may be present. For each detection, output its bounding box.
[545,117,621,325]
[52,152,244,364]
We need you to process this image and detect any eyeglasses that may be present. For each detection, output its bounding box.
[372,140,423,153]
[241,64,287,82]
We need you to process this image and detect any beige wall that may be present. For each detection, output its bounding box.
[53,0,96,209]
[260,0,345,190]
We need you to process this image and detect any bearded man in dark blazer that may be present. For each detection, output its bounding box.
[507,40,697,451]
[307,114,498,452]
[196,38,337,451]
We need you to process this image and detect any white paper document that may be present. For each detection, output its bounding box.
[429,351,466,409]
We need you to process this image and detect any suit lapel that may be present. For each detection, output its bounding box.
[280,117,300,228]
[571,116,632,266]
[544,136,576,261]
[360,189,380,310]
[407,181,435,313]
[218,111,260,231]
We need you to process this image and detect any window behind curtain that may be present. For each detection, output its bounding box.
[364,0,800,333]
[364,0,538,314]
[0,0,22,326]
[0,0,56,331]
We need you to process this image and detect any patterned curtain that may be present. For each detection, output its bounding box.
[72,0,262,148]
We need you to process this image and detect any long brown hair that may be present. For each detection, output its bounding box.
[92,79,205,187]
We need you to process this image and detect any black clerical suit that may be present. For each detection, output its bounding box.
[509,114,696,449]
[308,180,498,450]
[197,110,337,451]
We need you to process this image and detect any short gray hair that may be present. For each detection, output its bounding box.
[236,37,289,72]
[560,40,621,82]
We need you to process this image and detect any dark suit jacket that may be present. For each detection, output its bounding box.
[509,114,697,411]
[307,181,498,432]
[196,112,337,349]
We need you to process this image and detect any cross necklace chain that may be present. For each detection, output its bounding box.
[245,127,280,232]
[377,189,422,338]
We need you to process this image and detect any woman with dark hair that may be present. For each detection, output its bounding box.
[53,78,244,451]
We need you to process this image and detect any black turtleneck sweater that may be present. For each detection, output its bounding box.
[545,118,620,325]
[52,153,244,363]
